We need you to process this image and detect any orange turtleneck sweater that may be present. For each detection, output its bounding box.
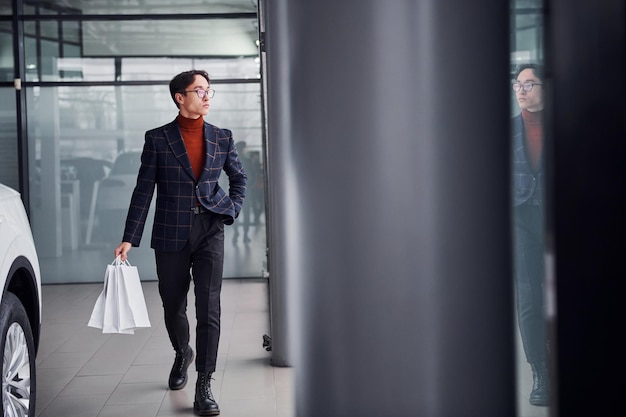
[177,114,206,180]
[521,108,543,172]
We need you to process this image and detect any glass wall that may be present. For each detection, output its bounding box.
[511,1,549,416]
[0,3,17,191]
[0,87,19,191]
[0,20,12,81]
[13,0,266,283]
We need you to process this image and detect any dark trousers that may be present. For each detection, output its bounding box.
[155,211,225,373]
[513,203,548,365]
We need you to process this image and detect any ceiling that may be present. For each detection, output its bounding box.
[25,0,258,15]
[24,0,260,57]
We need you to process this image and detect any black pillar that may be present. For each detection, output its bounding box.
[547,0,625,415]
[265,0,515,415]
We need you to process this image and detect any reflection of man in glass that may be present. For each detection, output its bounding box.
[512,63,549,407]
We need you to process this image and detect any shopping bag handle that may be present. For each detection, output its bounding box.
[112,255,132,267]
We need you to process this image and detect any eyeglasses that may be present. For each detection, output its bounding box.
[512,82,542,92]
[182,88,215,99]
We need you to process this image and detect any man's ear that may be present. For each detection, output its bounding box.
[175,92,184,105]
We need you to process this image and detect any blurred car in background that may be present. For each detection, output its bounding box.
[90,151,154,242]
[0,183,42,417]
[61,157,112,223]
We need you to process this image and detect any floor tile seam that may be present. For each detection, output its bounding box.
[94,388,123,417]
[53,388,121,399]
[34,390,55,417]
[102,381,168,408]
[272,365,281,413]
[39,319,93,325]
[95,402,161,417]
[34,361,87,416]
[38,347,100,369]
[51,371,126,409]
[38,394,111,417]
[35,390,111,417]
[72,330,147,378]
[153,386,172,417]
[79,335,138,376]
[86,325,157,370]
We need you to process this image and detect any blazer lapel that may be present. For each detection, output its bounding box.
[198,123,217,182]
[163,120,196,181]
[512,115,533,173]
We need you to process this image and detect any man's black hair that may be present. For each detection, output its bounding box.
[514,63,543,80]
[169,70,210,108]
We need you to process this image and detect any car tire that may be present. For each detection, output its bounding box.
[0,292,36,417]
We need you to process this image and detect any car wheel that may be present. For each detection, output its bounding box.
[0,292,36,417]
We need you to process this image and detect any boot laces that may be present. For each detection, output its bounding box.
[175,348,189,372]
[531,363,548,391]
[199,373,215,400]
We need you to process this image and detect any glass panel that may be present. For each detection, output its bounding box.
[24,37,38,81]
[194,56,261,80]
[515,0,542,6]
[63,43,81,58]
[62,20,81,44]
[512,13,543,68]
[81,19,258,57]
[24,21,36,37]
[22,0,258,15]
[23,56,259,83]
[0,24,12,81]
[511,0,549,416]
[0,0,10,15]
[27,82,265,284]
[57,58,115,81]
[212,84,265,258]
[25,30,70,82]
[22,17,259,82]
[123,57,260,81]
[40,39,60,80]
[0,88,18,190]
[40,20,59,40]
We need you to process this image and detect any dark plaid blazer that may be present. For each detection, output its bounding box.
[122,118,247,252]
[511,114,543,207]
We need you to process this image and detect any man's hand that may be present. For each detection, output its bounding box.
[114,242,132,261]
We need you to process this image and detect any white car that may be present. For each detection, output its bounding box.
[0,183,42,417]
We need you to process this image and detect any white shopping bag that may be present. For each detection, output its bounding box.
[88,256,151,334]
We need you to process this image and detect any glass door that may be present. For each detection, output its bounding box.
[17,0,266,283]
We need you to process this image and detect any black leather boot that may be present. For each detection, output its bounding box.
[168,345,194,390]
[529,362,549,406]
[194,372,220,416]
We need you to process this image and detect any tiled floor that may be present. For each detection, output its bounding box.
[35,279,294,417]
[34,277,549,417]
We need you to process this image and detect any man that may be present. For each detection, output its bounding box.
[511,63,549,407]
[115,69,246,416]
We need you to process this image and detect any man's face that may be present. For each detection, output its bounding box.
[176,74,210,119]
[515,68,543,112]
